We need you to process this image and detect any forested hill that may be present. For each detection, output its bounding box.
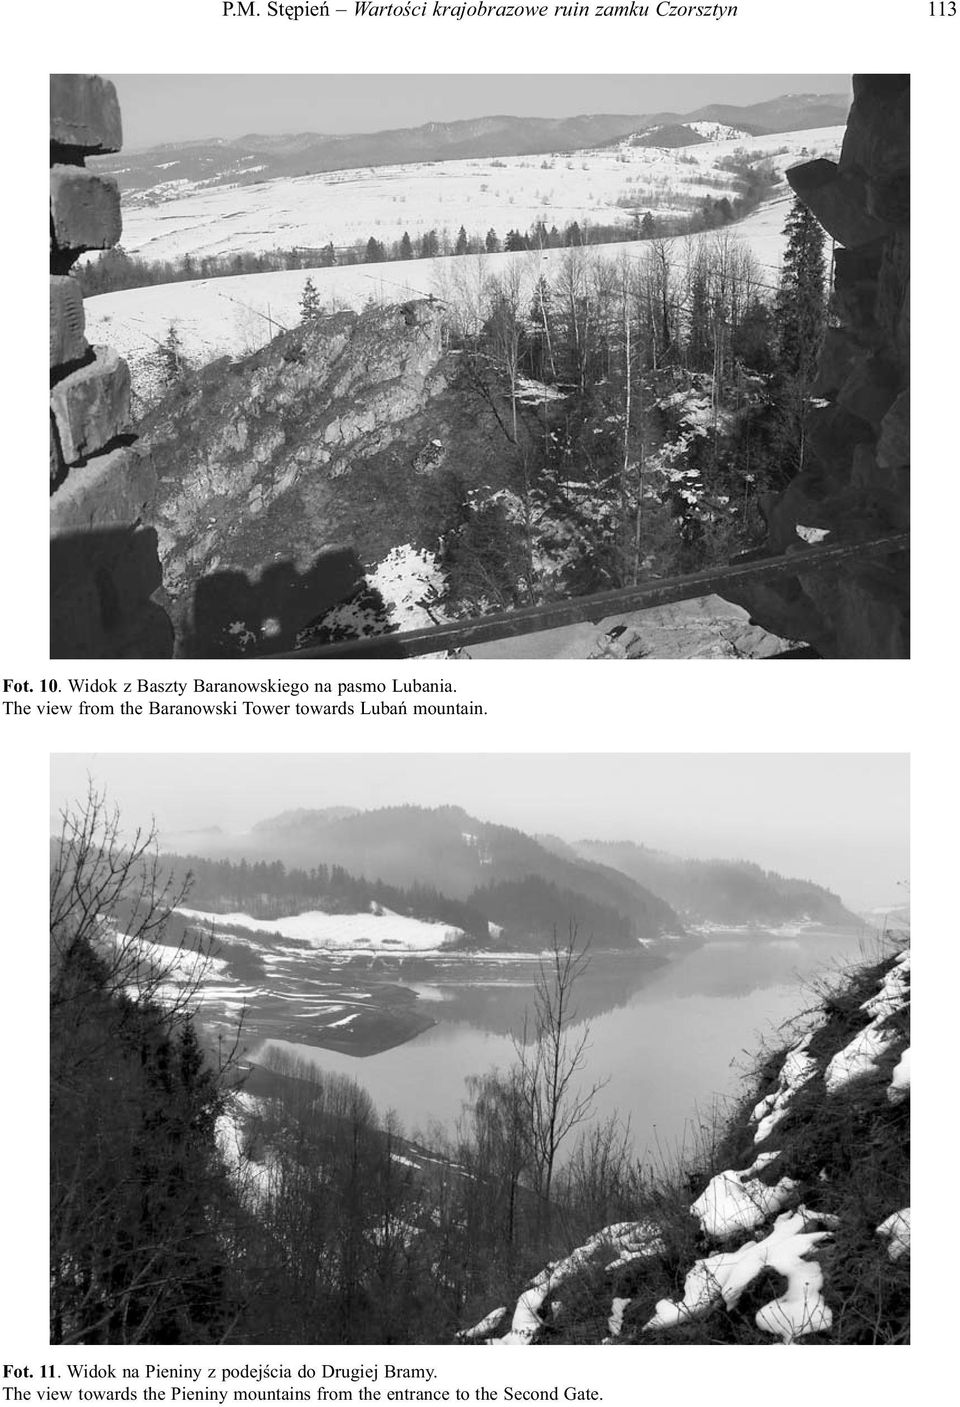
[565,838,860,927]
[247,804,681,939]
[161,805,682,945]
[92,93,850,193]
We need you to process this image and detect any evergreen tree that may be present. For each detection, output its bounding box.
[485,228,501,254]
[776,195,828,384]
[298,276,322,323]
[640,212,656,239]
[153,322,189,388]
[773,196,828,480]
[364,236,385,264]
[419,229,440,259]
[399,231,414,260]
[455,225,469,256]
[686,265,712,372]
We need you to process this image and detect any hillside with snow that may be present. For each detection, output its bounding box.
[87,198,797,402]
[460,946,910,1345]
[176,903,464,954]
[84,118,840,401]
[107,124,839,265]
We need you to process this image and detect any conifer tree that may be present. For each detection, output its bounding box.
[773,195,828,478]
[776,195,827,385]
[298,276,322,323]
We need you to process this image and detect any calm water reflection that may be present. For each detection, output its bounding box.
[259,927,877,1159]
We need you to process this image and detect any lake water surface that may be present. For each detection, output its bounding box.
[258,927,878,1159]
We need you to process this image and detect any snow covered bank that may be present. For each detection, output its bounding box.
[175,904,465,953]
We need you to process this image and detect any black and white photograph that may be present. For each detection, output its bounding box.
[49,73,909,660]
[50,753,909,1345]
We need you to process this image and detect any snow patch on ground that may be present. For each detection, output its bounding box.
[690,1151,798,1239]
[644,1206,834,1343]
[824,1023,899,1093]
[887,1047,911,1104]
[876,1208,910,1261]
[605,1297,631,1341]
[751,1032,818,1144]
[467,1221,664,1345]
[824,956,909,1094]
[175,905,464,953]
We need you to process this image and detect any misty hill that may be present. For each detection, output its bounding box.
[564,839,859,927]
[93,94,849,193]
[204,805,683,945]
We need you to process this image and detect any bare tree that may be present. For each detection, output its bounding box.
[514,924,606,1217]
[50,787,242,1345]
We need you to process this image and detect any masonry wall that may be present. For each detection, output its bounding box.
[726,74,909,657]
[50,74,172,658]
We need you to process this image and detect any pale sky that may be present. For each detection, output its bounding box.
[51,753,907,911]
[104,75,852,149]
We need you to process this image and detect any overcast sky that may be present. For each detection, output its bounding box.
[51,753,907,911]
[105,75,852,149]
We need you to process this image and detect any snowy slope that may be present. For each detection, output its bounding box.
[86,195,798,398]
[175,905,464,953]
[111,125,841,265]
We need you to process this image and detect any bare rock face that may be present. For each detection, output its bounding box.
[142,300,511,656]
[727,75,909,658]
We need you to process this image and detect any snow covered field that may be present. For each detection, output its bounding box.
[175,904,464,953]
[115,125,842,263]
[86,194,799,398]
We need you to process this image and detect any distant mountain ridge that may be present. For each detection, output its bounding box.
[159,803,860,945]
[565,839,860,927]
[94,92,850,193]
[167,804,683,947]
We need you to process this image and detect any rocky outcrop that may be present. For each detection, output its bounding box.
[141,301,515,656]
[50,74,172,658]
[728,75,909,658]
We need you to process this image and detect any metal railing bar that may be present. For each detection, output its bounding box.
[264,532,909,660]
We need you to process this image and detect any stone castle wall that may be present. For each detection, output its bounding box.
[727,74,909,657]
[49,74,172,658]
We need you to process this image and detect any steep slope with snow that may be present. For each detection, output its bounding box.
[460,947,910,1345]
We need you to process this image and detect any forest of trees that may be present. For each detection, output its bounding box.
[427,194,828,611]
[50,798,643,1344]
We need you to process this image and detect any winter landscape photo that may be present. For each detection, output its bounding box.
[49,74,909,659]
[50,753,910,1344]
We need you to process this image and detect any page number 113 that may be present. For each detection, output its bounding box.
[930,1,956,13]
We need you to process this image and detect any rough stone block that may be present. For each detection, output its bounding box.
[50,414,65,487]
[836,355,900,431]
[50,347,131,465]
[814,328,862,398]
[50,165,121,253]
[50,526,173,659]
[868,172,909,228]
[877,391,910,471]
[50,275,87,370]
[50,443,155,537]
[842,77,910,186]
[50,75,122,154]
[788,159,892,248]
